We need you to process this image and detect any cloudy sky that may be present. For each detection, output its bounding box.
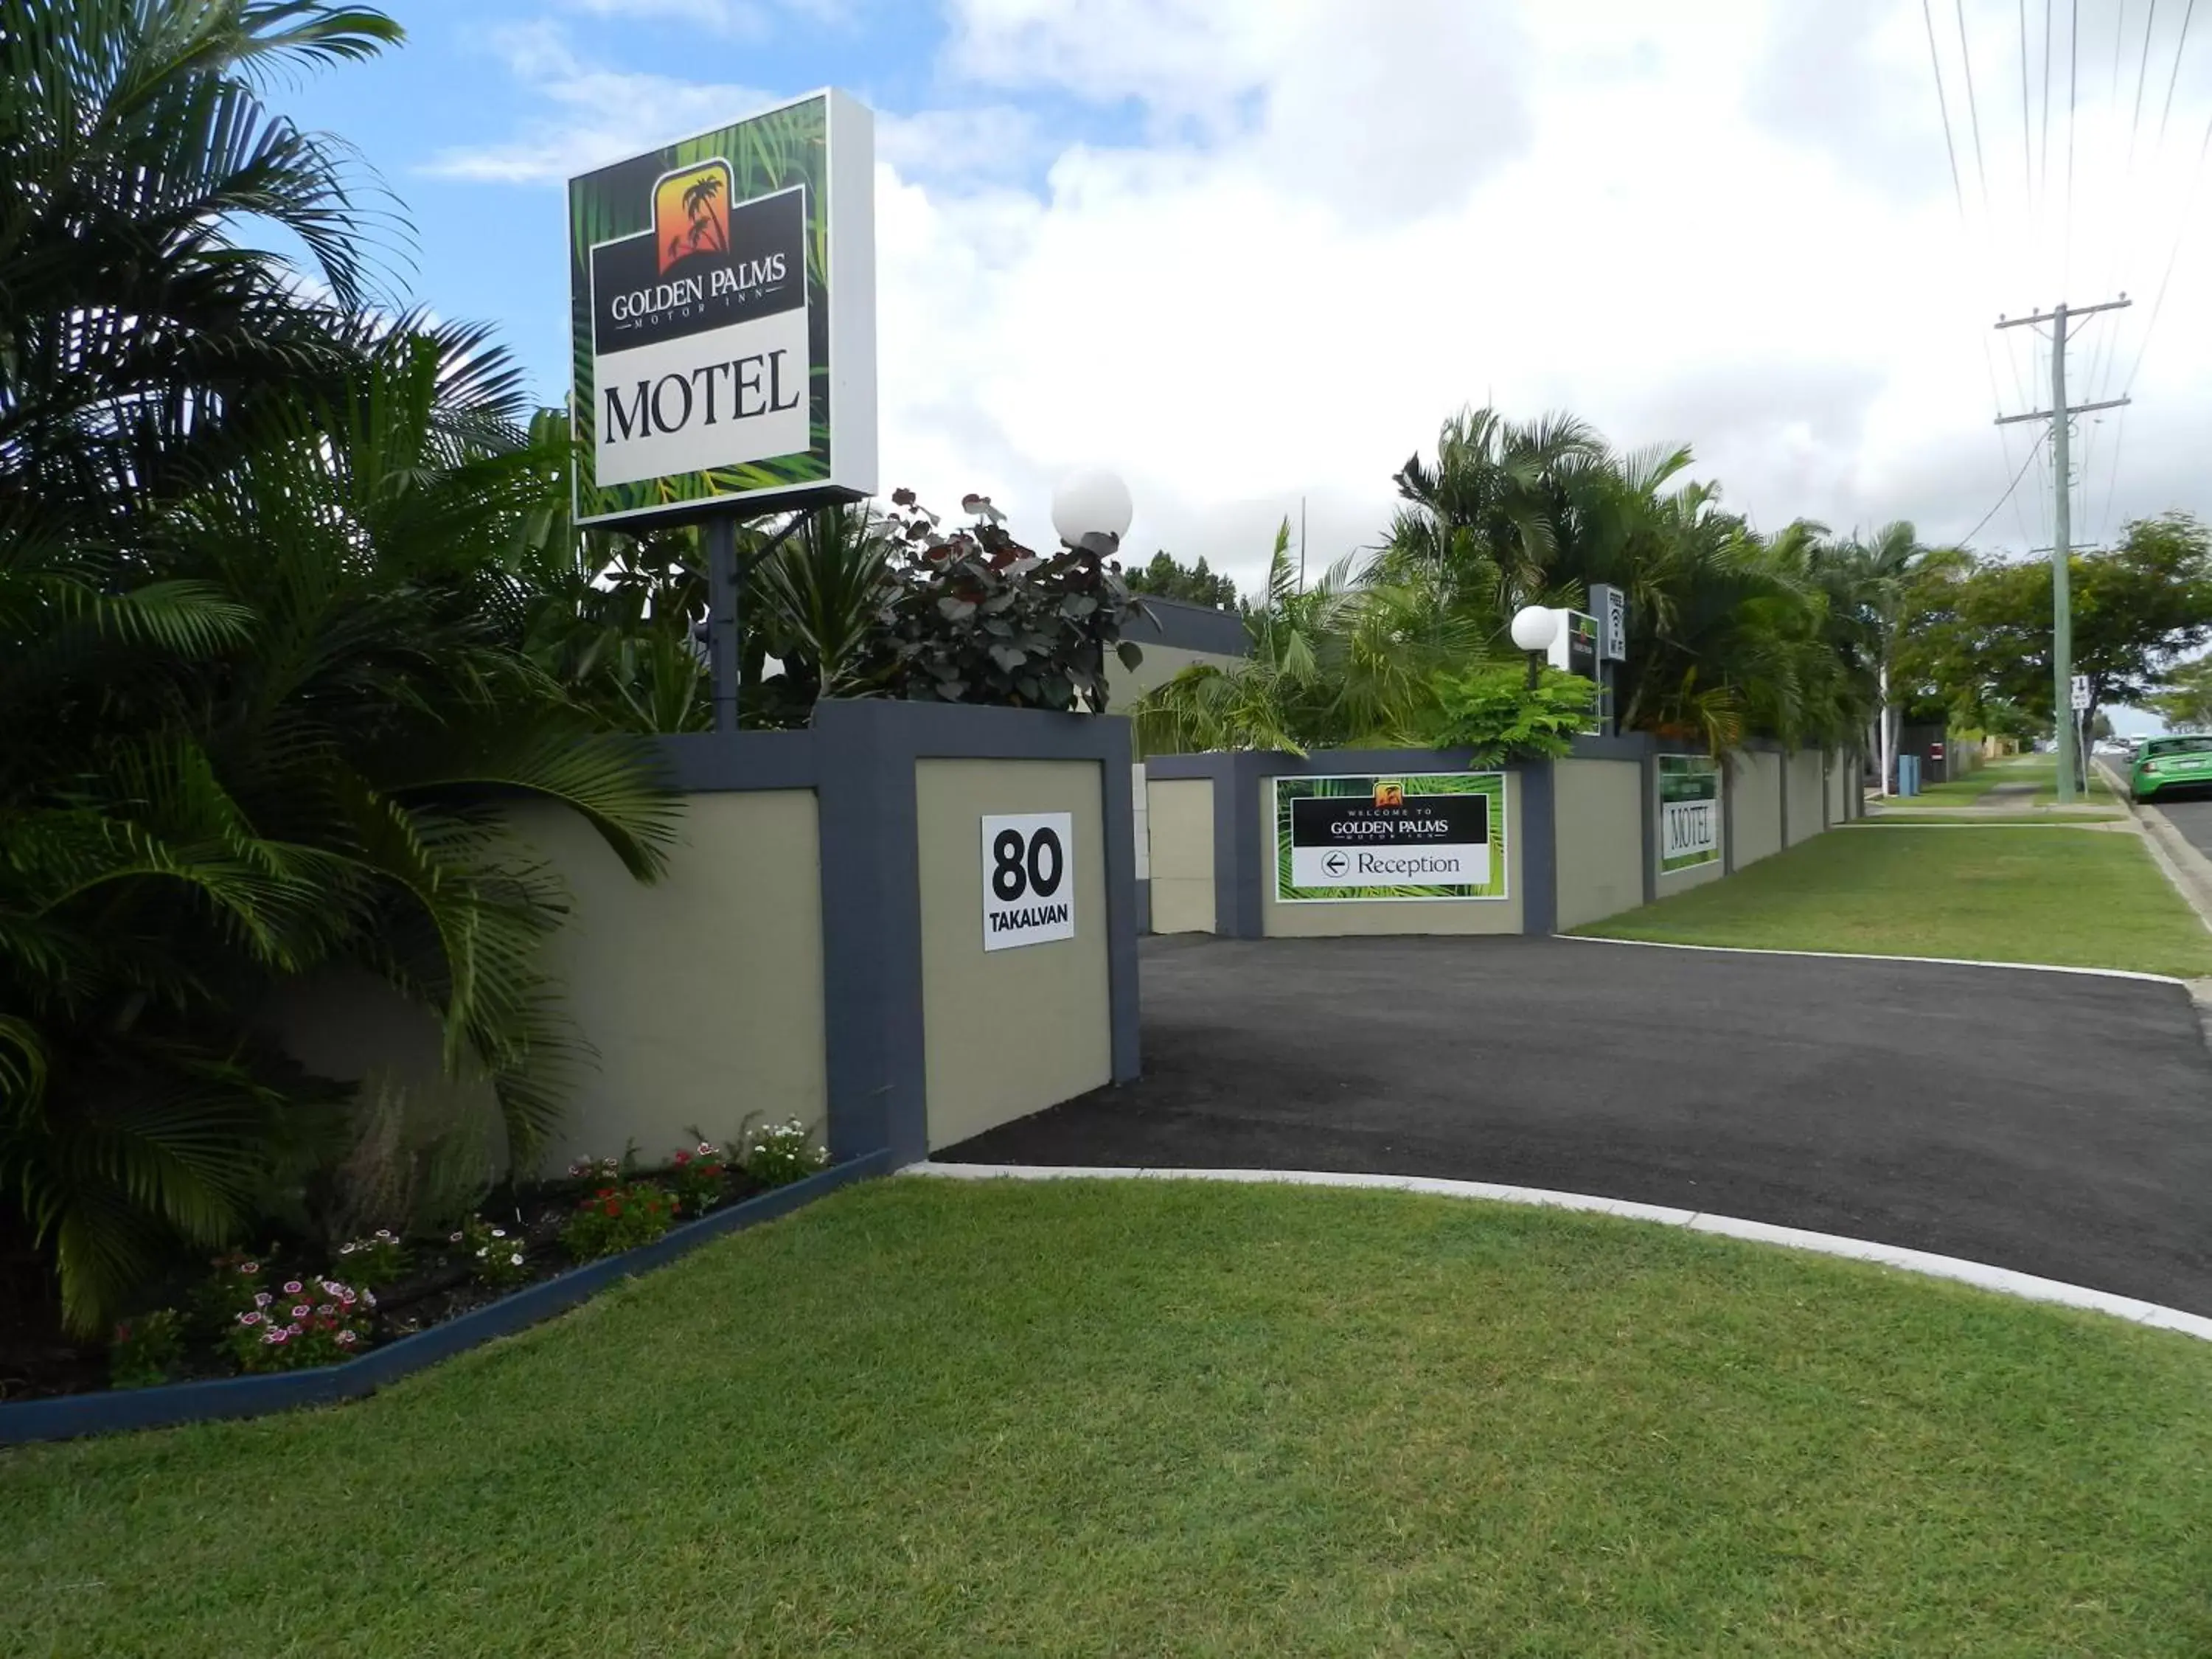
[291,0,2212,595]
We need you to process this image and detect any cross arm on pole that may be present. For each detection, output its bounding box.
[1995,298,2133,329]
[1996,396,2130,425]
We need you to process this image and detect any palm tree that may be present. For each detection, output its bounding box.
[0,0,405,543]
[1132,521,1485,754]
[0,4,686,1335]
[1820,523,1947,793]
[3,324,681,1335]
[1382,406,1608,624]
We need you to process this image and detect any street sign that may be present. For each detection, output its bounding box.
[2070,675,2090,712]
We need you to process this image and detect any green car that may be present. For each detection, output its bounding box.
[2129,735,2212,802]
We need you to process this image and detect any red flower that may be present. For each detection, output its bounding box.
[673,1151,690,1165]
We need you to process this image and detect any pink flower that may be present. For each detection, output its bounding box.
[262,1330,282,1344]
[316,1304,335,1317]
[287,1322,304,1336]
[238,1311,262,1326]
[335,1331,357,1346]
[450,1231,464,1244]
[291,1304,311,1318]
[281,1280,303,1295]
[253,1292,271,1308]
[240,1262,260,1275]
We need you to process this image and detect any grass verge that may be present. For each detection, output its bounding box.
[3,1177,2210,1658]
[1852,812,2128,825]
[1584,824,2212,976]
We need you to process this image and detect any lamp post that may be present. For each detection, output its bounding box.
[1051,470,1134,712]
[1510,605,1559,692]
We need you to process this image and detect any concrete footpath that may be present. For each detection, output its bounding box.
[945,933,2212,1317]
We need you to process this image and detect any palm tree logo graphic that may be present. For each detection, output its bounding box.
[655,162,731,275]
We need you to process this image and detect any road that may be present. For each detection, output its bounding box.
[945,933,2212,1315]
[2154,796,2212,863]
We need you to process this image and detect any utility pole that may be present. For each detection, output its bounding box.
[1995,296,2130,803]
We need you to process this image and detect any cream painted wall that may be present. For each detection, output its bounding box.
[1785,750,1828,844]
[1826,754,1848,824]
[916,759,1112,1150]
[1107,641,1246,713]
[1146,776,1217,933]
[524,791,828,1168]
[1553,759,1644,930]
[1261,773,1525,936]
[1731,751,1785,867]
[268,791,830,1179]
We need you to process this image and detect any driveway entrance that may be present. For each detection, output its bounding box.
[944,935,2212,1315]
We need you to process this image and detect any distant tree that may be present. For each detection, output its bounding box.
[1950,514,2212,745]
[1125,549,1239,609]
[2147,655,2212,733]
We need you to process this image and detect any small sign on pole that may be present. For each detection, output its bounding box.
[1590,584,1629,662]
[2070,674,2091,712]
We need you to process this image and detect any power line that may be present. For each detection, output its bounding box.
[1927,0,2045,549]
[2129,0,2160,162]
[1923,0,1969,214]
[1962,423,2051,545]
[2042,0,2055,229]
[2020,0,2039,249]
[1957,0,1994,209]
[2121,102,2212,395]
[2157,0,2198,141]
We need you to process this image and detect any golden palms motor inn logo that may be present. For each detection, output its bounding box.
[585,159,809,487]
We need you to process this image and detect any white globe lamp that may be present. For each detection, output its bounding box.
[1051,469,1134,556]
[1509,605,1560,653]
[1510,605,1559,689]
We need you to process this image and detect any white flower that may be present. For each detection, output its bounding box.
[509,1252,524,1266]
[490,1228,507,1239]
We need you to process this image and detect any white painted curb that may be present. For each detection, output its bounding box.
[908,1163,2212,1345]
[1554,932,2188,987]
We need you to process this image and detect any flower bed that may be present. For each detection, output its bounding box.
[5,1125,831,1405]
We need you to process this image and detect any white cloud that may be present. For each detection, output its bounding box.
[554,0,847,35]
[421,24,776,184]
[442,0,2212,597]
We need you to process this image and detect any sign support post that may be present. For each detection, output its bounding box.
[707,516,740,734]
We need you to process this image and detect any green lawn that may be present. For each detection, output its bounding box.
[1854,811,2128,825]
[1585,824,2212,976]
[1905,754,2115,807]
[4,1178,2210,1657]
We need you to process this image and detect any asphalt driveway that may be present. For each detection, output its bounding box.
[944,934,2212,1315]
